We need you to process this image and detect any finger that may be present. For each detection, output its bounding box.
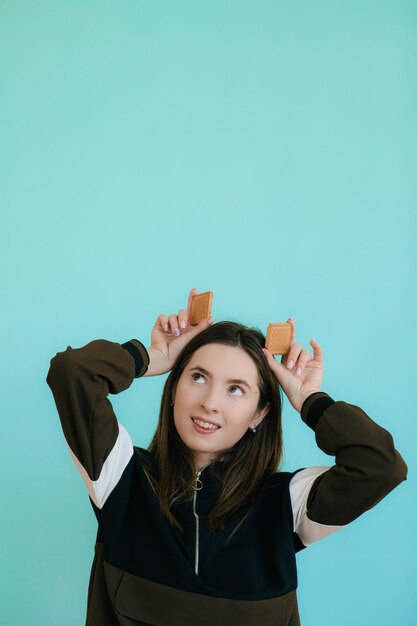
[187,317,216,337]
[168,314,180,336]
[187,288,198,315]
[159,314,169,332]
[285,342,302,370]
[263,348,287,380]
[294,349,311,376]
[193,315,215,331]
[310,339,323,363]
[263,348,278,370]
[182,315,215,343]
[178,308,188,329]
[288,318,296,344]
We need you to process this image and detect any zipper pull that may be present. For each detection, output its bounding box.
[193,469,203,491]
[192,469,203,576]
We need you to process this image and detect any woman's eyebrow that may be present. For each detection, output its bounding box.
[189,366,253,391]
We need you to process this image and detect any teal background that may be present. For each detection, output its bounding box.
[1,2,416,625]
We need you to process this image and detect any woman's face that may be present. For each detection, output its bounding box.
[173,343,270,471]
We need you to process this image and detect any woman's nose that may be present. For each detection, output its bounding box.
[200,388,221,412]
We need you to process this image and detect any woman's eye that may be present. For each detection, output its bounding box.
[191,373,244,396]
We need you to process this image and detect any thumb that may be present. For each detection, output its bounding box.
[262,348,287,381]
[196,315,216,331]
[168,316,216,362]
[186,315,215,339]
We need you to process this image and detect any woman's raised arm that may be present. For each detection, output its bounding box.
[263,319,408,547]
[46,337,149,509]
[289,392,408,547]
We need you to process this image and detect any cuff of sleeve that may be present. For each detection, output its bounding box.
[121,339,150,377]
[300,392,336,431]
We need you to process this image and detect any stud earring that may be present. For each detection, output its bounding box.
[251,427,257,433]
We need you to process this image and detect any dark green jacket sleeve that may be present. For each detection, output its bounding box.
[289,392,408,546]
[46,338,149,505]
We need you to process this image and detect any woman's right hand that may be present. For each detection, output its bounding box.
[143,288,215,377]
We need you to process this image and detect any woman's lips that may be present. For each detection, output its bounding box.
[192,416,221,427]
[191,418,221,435]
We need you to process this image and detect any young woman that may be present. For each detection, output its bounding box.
[46,287,407,626]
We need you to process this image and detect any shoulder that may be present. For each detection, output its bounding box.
[257,469,302,494]
[264,468,305,484]
[258,466,329,497]
[133,446,153,464]
[133,445,152,457]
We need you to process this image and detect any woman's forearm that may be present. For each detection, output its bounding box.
[142,346,169,377]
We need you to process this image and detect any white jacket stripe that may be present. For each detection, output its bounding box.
[289,466,347,546]
[67,422,134,509]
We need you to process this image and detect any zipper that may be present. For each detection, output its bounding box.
[192,464,209,575]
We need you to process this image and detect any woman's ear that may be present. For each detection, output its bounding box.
[261,402,270,420]
[251,402,270,429]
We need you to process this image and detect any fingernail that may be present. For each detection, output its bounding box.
[164,324,168,331]
[174,329,180,336]
[180,320,186,328]
[296,367,302,375]
[287,360,294,369]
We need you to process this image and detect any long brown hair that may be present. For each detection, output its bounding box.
[142,321,284,534]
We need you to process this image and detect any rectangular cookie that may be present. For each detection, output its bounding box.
[265,322,292,355]
[190,291,213,326]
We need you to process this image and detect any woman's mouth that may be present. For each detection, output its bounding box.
[191,417,221,434]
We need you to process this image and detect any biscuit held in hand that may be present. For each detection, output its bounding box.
[265,322,292,355]
[190,291,213,326]
[145,288,215,376]
[262,319,324,412]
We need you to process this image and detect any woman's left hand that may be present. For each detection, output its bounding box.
[262,319,324,413]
